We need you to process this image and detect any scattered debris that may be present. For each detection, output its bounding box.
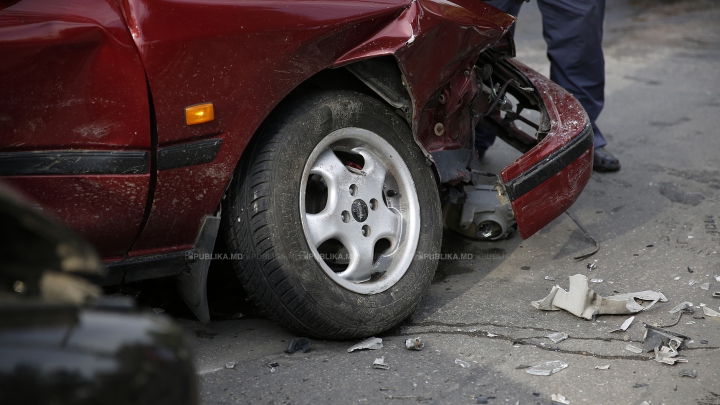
[550,393,570,405]
[387,395,432,401]
[348,337,383,352]
[152,307,165,314]
[487,332,498,337]
[688,266,694,273]
[515,365,532,369]
[566,210,599,260]
[633,383,649,388]
[689,279,698,286]
[611,316,635,333]
[702,306,720,317]
[526,360,568,376]
[700,283,710,291]
[531,275,667,320]
[713,292,720,299]
[546,332,568,343]
[405,337,424,351]
[285,337,312,354]
[521,266,531,270]
[644,325,689,353]
[626,345,643,354]
[715,275,720,282]
[372,357,389,370]
[268,362,279,373]
[679,369,697,379]
[476,395,496,404]
[589,278,603,283]
[455,359,471,368]
[225,362,235,369]
[674,276,681,281]
[544,276,556,281]
[669,302,693,314]
[587,260,598,270]
[700,340,708,344]
[595,365,610,370]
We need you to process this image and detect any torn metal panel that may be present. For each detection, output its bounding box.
[530,274,667,320]
[348,337,383,352]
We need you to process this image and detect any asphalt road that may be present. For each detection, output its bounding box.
[156,1,720,404]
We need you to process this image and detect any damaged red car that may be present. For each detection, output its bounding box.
[0,0,592,338]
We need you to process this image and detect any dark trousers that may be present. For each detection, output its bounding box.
[475,0,608,153]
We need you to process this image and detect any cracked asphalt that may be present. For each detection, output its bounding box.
[147,1,720,404]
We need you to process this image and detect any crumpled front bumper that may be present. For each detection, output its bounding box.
[496,60,594,239]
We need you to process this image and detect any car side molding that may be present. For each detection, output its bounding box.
[0,150,149,175]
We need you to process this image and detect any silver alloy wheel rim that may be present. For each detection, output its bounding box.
[299,127,421,295]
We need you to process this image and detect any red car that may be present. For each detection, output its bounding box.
[0,0,592,338]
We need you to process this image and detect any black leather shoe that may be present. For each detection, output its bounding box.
[593,147,621,172]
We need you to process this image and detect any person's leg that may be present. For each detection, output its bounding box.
[474,0,522,158]
[537,0,619,171]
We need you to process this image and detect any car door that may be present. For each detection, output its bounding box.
[0,0,151,259]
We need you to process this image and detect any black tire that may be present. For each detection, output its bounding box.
[223,90,441,339]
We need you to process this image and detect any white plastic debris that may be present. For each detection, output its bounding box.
[700,283,710,290]
[674,276,681,281]
[372,357,389,370]
[546,332,568,343]
[544,276,556,281]
[595,365,610,370]
[551,394,570,404]
[531,275,667,320]
[455,359,471,368]
[348,337,383,352]
[702,306,720,317]
[405,337,424,351]
[626,345,643,354]
[669,302,693,314]
[526,360,568,376]
[715,275,720,282]
[589,278,603,283]
[225,362,235,369]
[610,316,635,333]
[487,332,498,337]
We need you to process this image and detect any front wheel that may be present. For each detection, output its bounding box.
[223,91,442,339]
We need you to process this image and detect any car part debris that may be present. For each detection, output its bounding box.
[611,316,635,333]
[625,345,643,354]
[687,266,694,273]
[669,302,693,314]
[679,369,697,379]
[475,395,495,404]
[565,210,599,260]
[654,345,687,365]
[589,278,603,283]
[526,360,568,376]
[673,276,681,281]
[713,292,720,299]
[372,357,389,370]
[268,362,279,373]
[487,332,498,337]
[544,276,556,281]
[531,274,667,320]
[455,359,471,368]
[715,275,720,282]
[700,283,710,290]
[444,184,516,241]
[546,332,568,343]
[595,365,610,370]
[405,337,424,351]
[285,337,312,354]
[515,365,532,369]
[587,260,598,270]
[702,306,720,317]
[225,362,235,369]
[643,325,689,353]
[348,337,383,352]
[551,393,570,405]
